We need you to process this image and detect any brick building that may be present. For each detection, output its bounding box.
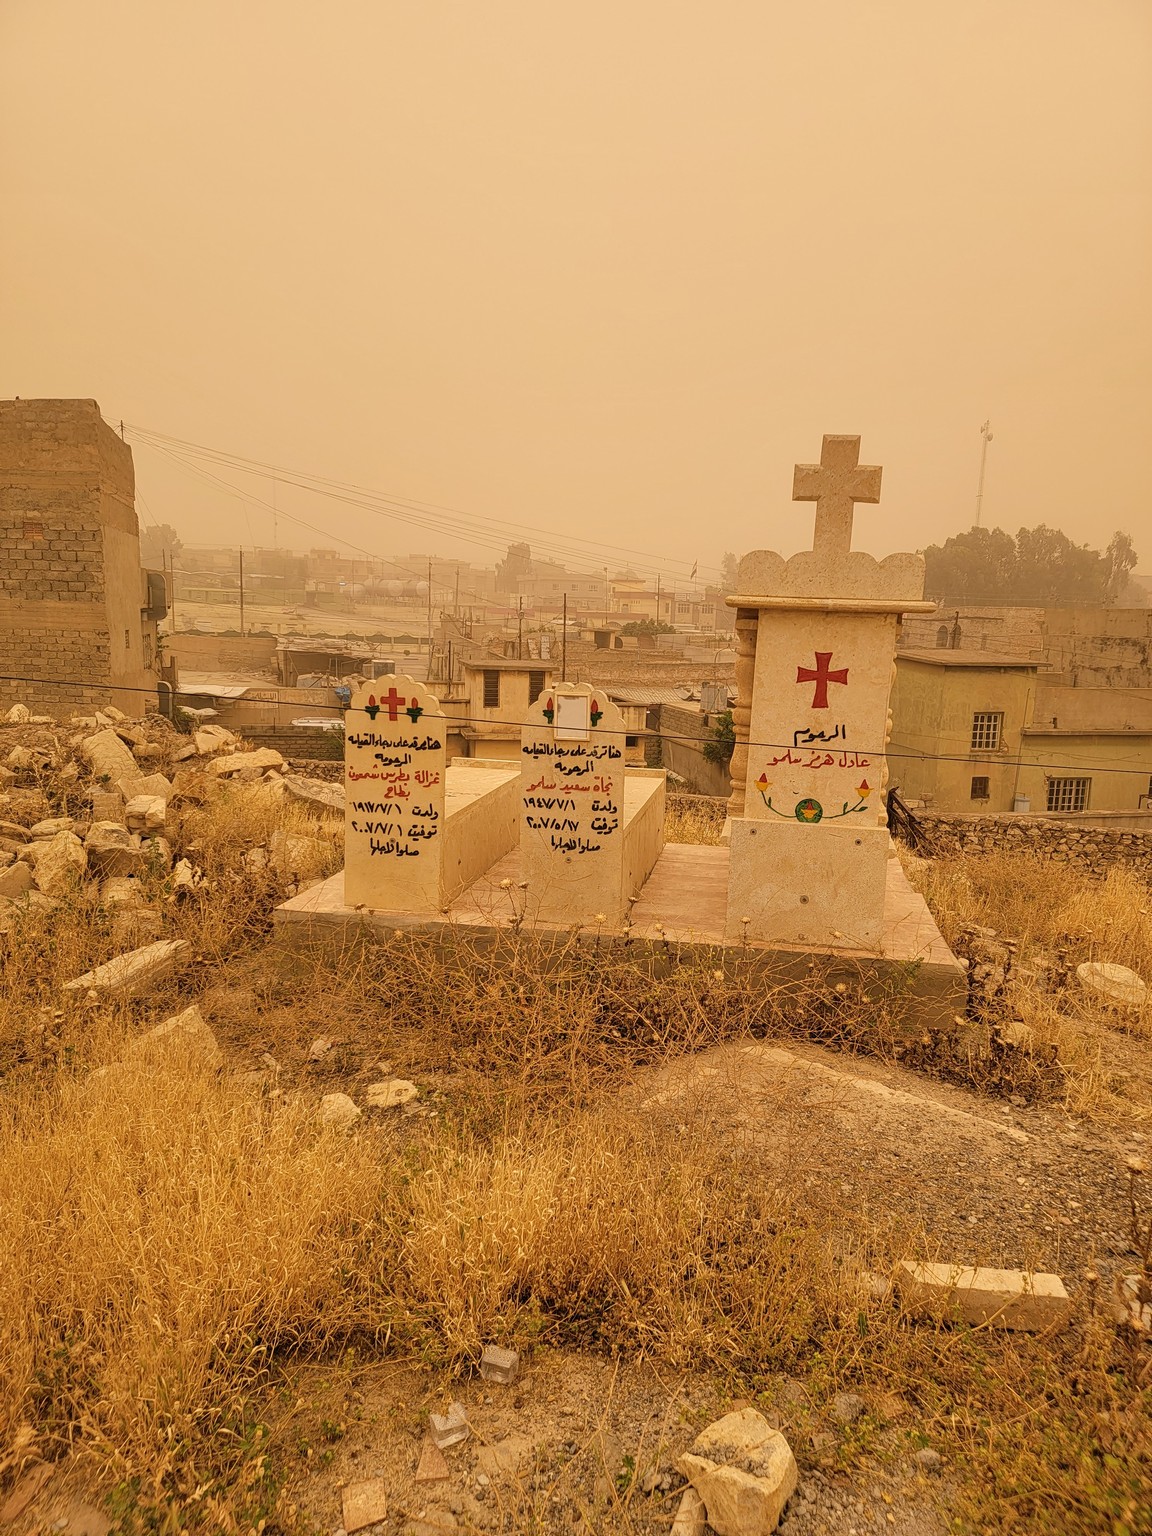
[0,399,166,714]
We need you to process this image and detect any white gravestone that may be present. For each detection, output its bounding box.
[344,677,448,911]
[520,684,633,925]
[725,435,935,949]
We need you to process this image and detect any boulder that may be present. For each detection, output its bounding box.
[269,829,328,875]
[194,725,236,755]
[5,746,33,771]
[1077,961,1147,1010]
[283,775,345,814]
[364,1078,419,1110]
[4,703,30,724]
[0,861,33,899]
[85,823,144,877]
[0,821,31,843]
[100,876,145,909]
[210,748,286,777]
[89,788,125,822]
[30,816,76,838]
[82,728,142,790]
[677,1409,798,1536]
[28,831,87,896]
[318,1092,361,1130]
[125,1004,220,1068]
[132,772,174,800]
[62,938,189,998]
[124,795,166,834]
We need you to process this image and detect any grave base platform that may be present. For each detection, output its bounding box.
[274,844,965,1030]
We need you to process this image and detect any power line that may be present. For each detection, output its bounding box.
[120,421,721,582]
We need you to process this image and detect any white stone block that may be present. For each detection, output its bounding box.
[726,819,889,949]
[126,1004,220,1067]
[677,1408,797,1536]
[28,831,88,896]
[897,1261,1071,1331]
[62,939,189,999]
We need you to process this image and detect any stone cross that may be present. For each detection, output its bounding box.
[792,434,883,562]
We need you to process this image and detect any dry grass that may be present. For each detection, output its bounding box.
[1,776,1151,1532]
[663,795,725,846]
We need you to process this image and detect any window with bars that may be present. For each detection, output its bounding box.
[970,711,1003,750]
[1046,777,1090,813]
[482,670,500,708]
[528,670,545,704]
[970,775,990,800]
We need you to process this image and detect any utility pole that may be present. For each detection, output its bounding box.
[426,557,433,674]
[238,547,246,636]
[454,564,460,617]
[517,595,524,659]
[271,476,278,546]
[604,566,609,628]
[655,572,661,626]
[974,419,993,528]
[163,549,177,634]
[561,593,568,681]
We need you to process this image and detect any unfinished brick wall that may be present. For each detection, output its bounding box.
[918,812,1152,879]
[0,399,156,714]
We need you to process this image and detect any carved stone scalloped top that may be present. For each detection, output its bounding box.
[735,434,925,604]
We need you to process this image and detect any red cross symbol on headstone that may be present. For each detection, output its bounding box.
[379,685,407,721]
[796,651,849,709]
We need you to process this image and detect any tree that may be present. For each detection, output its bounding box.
[720,552,740,590]
[140,523,182,568]
[495,541,531,595]
[922,525,1139,606]
[619,617,675,637]
[702,709,735,764]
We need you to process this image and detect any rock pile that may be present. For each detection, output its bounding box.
[0,702,293,944]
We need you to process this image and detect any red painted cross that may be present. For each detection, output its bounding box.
[379,685,407,720]
[796,651,849,710]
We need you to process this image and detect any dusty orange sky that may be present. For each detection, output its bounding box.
[2,1,1149,583]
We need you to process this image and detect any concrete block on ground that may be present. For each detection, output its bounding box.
[677,1407,798,1536]
[670,1487,706,1536]
[897,1261,1071,1331]
[0,861,34,899]
[429,1402,470,1449]
[1077,961,1147,1010]
[283,775,344,813]
[62,938,189,999]
[89,788,125,822]
[132,772,174,801]
[194,725,236,755]
[479,1344,519,1384]
[364,1078,418,1110]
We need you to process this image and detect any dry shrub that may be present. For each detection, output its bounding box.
[0,1052,380,1527]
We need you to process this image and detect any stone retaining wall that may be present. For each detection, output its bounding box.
[918,812,1152,879]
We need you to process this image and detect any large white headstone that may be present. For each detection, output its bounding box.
[344,677,447,911]
[726,435,934,949]
[519,683,631,924]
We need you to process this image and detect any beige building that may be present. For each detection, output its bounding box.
[0,398,165,715]
[890,648,1152,814]
[448,657,553,760]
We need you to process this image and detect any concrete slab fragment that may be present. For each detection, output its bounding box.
[897,1261,1071,1331]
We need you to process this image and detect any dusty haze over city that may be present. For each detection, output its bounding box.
[2,0,1149,582]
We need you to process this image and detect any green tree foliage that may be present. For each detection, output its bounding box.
[619,618,675,637]
[702,708,735,765]
[922,525,1139,605]
[720,552,740,590]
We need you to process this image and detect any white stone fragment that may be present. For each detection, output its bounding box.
[28,831,87,895]
[125,1004,220,1067]
[1077,961,1147,1010]
[85,822,143,877]
[318,1093,361,1130]
[479,1344,519,1385]
[62,939,189,999]
[210,748,286,777]
[363,1078,418,1110]
[677,1408,798,1536]
[670,1487,706,1536]
[4,703,30,723]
